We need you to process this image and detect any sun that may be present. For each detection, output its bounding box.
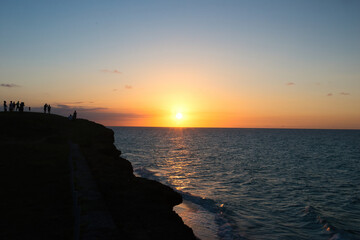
[176,112,183,119]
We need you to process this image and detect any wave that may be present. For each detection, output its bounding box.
[303,205,360,240]
[135,167,244,240]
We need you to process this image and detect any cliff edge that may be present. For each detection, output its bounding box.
[0,112,197,240]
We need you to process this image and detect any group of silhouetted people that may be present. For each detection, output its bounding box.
[68,110,77,121]
[43,103,51,114]
[3,100,78,120]
[3,100,28,112]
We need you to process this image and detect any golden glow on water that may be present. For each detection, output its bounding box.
[166,155,192,190]
[160,129,215,200]
[159,129,200,194]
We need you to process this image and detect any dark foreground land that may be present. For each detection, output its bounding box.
[0,112,197,240]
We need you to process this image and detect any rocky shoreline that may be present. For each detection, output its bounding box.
[0,112,197,239]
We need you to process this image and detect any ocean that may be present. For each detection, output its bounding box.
[111,127,360,240]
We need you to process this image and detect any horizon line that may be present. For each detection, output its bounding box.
[106,125,360,131]
[2,112,358,131]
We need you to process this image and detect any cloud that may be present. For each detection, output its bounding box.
[55,104,107,112]
[62,101,85,104]
[56,101,95,105]
[82,111,152,122]
[27,103,156,126]
[55,105,153,122]
[125,85,132,89]
[1,83,20,88]
[327,93,333,97]
[340,92,350,95]
[101,69,122,74]
[286,82,295,86]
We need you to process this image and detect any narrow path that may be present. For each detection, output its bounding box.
[69,141,120,240]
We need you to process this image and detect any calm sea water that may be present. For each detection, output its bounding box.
[111,127,360,240]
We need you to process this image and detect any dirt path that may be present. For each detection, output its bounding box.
[69,141,120,240]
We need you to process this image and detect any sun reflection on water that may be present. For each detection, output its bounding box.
[159,129,214,199]
[164,134,193,191]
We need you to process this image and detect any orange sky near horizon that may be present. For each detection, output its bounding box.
[2,55,360,129]
[2,60,360,129]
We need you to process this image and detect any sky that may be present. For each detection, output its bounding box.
[1,0,360,129]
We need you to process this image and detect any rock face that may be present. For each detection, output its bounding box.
[75,119,197,240]
[0,112,198,240]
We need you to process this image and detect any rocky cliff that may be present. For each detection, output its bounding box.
[0,112,197,240]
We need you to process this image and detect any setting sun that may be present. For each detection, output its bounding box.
[176,112,183,119]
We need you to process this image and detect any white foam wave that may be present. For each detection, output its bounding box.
[134,167,244,240]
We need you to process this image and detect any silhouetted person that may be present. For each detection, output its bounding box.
[73,110,77,120]
[44,104,47,113]
[19,102,25,112]
[47,104,51,114]
[29,107,31,111]
[68,114,73,120]
[16,101,20,111]
[3,101,7,112]
[9,101,13,112]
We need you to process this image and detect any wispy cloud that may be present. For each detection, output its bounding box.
[286,82,295,86]
[327,93,333,97]
[29,103,156,126]
[65,101,85,104]
[56,104,107,111]
[58,101,95,105]
[340,92,350,95]
[56,105,153,123]
[125,85,132,89]
[84,111,153,121]
[101,69,122,74]
[1,83,20,88]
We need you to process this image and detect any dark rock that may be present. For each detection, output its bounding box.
[0,112,198,240]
